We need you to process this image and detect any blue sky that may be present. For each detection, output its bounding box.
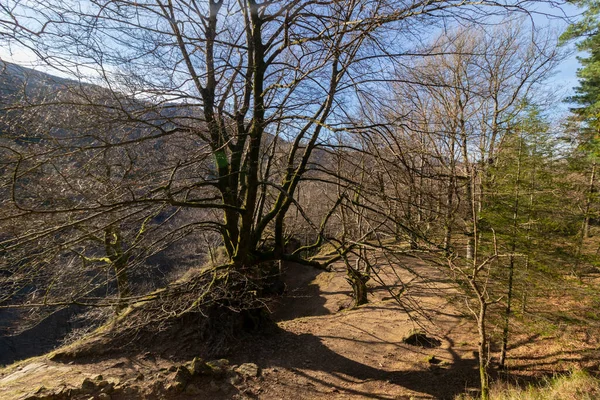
[533,1,582,101]
[0,1,586,113]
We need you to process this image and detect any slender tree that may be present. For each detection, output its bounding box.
[2,0,558,314]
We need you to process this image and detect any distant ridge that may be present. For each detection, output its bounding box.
[0,59,80,96]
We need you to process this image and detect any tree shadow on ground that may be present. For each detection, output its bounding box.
[269,262,342,321]
[232,329,480,400]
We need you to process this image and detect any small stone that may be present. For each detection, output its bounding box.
[189,357,210,376]
[427,355,442,365]
[206,359,229,377]
[81,377,97,394]
[402,331,442,348]
[93,374,103,381]
[97,393,111,400]
[174,365,192,384]
[235,363,260,378]
[99,382,114,393]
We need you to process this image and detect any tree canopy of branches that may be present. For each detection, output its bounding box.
[0,0,565,307]
[0,3,580,398]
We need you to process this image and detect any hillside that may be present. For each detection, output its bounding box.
[0,255,480,399]
[1,252,599,400]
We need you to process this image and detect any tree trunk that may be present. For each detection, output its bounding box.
[105,226,130,313]
[575,161,596,271]
[583,161,596,239]
[500,136,523,367]
[347,267,369,307]
[443,173,455,254]
[478,300,490,400]
[466,234,475,260]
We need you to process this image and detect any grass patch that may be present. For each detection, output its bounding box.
[457,369,600,400]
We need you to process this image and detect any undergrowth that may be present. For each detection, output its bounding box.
[456,369,600,400]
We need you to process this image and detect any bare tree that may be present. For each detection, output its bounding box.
[1,1,552,299]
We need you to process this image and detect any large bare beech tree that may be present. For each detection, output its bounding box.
[0,1,565,315]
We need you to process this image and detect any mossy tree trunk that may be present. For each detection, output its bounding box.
[347,265,369,308]
[105,226,131,313]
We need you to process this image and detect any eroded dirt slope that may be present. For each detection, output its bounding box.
[0,255,482,399]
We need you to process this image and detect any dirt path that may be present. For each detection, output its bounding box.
[0,255,482,399]
[230,257,481,399]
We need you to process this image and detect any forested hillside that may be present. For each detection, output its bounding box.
[1,1,600,399]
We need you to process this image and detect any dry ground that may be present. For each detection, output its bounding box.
[1,253,598,399]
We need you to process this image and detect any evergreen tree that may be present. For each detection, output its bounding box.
[562,0,600,146]
[562,1,600,243]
